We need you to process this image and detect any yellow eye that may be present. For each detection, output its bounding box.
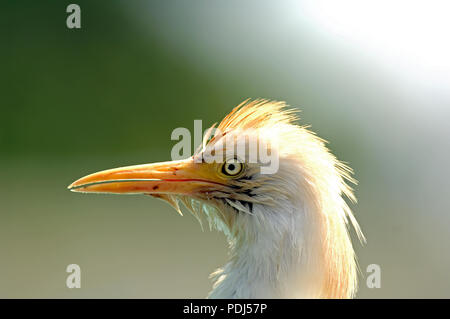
[221,158,244,177]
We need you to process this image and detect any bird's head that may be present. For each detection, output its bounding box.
[68,100,293,228]
[68,99,363,298]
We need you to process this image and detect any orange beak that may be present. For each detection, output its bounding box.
[68,158,225,195]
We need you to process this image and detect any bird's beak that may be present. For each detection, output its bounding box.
[68,158,224,195]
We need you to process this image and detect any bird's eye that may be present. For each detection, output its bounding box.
[221,158,244,177]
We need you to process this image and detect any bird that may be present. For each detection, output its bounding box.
[68,99,364,298]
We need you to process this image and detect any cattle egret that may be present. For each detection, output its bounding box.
[68,99,364,298]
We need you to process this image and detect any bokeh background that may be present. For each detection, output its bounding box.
[2,1,449,298]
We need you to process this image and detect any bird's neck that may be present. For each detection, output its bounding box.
[208,193,358,299]
[208,200,326,298]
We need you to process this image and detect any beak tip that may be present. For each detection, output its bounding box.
[67,182,80,192]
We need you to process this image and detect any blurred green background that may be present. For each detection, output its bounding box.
[2,1,450,298]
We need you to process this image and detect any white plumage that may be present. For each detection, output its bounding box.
[69,99,364,298]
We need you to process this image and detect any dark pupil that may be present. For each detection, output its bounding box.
[228,163,235,171]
